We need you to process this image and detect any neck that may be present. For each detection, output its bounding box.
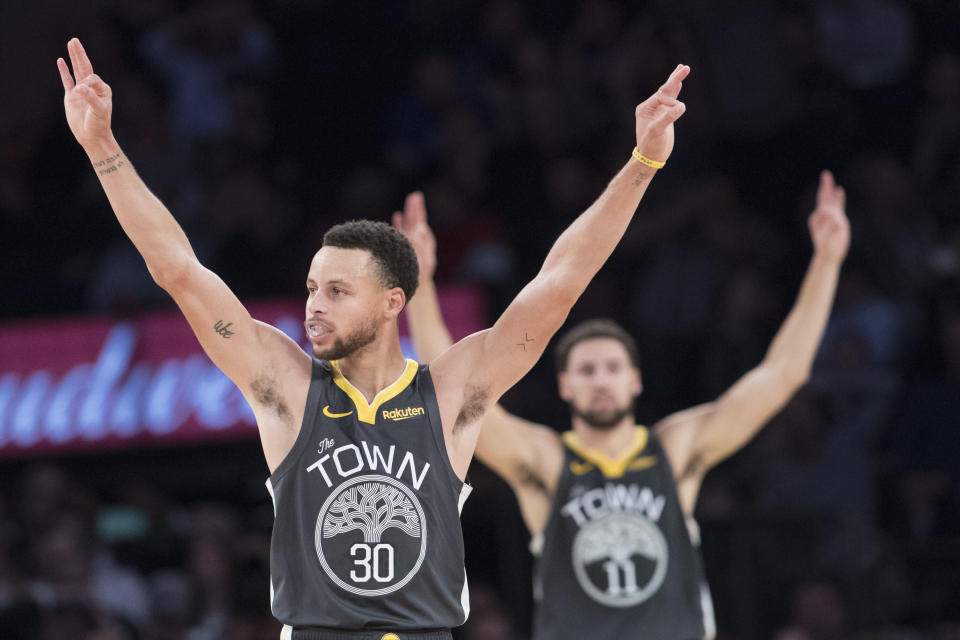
[570,415,638,458]
[334,323,408,403]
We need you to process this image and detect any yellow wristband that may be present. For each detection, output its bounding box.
[631,147,666,169]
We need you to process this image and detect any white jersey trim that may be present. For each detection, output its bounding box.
[700,581,717,639]
[457,482,473,516]
[460,568,471,623]
[265,477,277,516]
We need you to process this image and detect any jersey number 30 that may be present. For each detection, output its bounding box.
[350,543,395,583]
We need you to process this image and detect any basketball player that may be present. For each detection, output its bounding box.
[57,38,690,639]
[397,170,850,639]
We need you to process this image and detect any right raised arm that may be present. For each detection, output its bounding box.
[58,38,310,469]
[395,193,564,529]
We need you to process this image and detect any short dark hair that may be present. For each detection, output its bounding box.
[555,319,641,372]
[322,220,419,302]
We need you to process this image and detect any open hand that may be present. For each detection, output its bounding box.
[57,38,114,149]
[392,192,437,280]
[809,171,850,262]
[634,64,690,164]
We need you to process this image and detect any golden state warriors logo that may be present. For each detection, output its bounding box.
[315,474,427,597]
[572,512,668,607]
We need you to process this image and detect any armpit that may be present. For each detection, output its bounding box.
[453,385,489,434]
[250,377,293,423]
[514,464,550,497]
[678,452,706,482]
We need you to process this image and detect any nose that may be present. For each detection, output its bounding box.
[307,294,327,317]
[590,370,616,392]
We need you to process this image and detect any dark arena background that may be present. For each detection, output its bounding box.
[2,1,959,639]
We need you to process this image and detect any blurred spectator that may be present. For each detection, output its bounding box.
[814,0,916,91]
[773,580,848,640]
[755,362,900,584]
[139,0,275,154]
[890,304,960,539]
[458,583,519,640]
[26,513,150,629]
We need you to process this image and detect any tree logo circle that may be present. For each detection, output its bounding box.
[315,474,427,597]
[571,512,668,607]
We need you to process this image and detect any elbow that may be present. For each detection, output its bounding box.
[150,258,194,292]
[762,358,810,394]
[778,363,811,393]
[540,268,583,312]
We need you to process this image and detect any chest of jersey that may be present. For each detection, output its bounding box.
[554,429,677,609]
[266,359,470,629]
[532,427,708,640]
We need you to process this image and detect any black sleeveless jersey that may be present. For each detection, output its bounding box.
[266,359,472,632]
[532,427,716,640]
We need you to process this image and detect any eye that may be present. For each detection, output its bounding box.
[331,287,345,296]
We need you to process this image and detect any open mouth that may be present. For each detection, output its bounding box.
[304,319,333,338]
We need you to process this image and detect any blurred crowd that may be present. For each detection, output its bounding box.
[1,0,959,638]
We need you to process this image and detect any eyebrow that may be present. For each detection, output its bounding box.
[306,278,351,287]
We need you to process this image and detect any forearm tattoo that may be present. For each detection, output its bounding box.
[92,152,127,176]
[632,170,653,187]
[214,320,235,339]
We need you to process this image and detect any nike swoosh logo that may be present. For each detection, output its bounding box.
[323,405,353,419]
[570,461,595,475]
[627,455,657,470]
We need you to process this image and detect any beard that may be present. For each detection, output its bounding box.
[570,398,637,431]
[314,317,379,360]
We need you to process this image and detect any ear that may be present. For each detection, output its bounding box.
[384,287,406,320]
[557,371,572,401]
[632,367,643,396]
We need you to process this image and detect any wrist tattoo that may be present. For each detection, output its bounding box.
[632,171,652,187]
[214,320,236,339]
[516,331,534,350]
[92,152,127,176]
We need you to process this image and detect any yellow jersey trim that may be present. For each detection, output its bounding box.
[563,426,651,478]
[330,358,419,424]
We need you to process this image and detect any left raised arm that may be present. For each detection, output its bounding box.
[431,65,690,475]
[657,171,850,501]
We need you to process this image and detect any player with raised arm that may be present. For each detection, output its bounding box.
[58,37,689,639]
[397,170,850,639]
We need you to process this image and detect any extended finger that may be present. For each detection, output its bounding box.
[57,58,75,92]
[392,211,405,233]
[68,37,94,80]
[404,191,427,226]
[658,64,690,100]
[816,170,836,207]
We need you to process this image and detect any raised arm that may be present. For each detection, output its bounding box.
[656,171,850,513]
[396,195,564,530]
[393,193,456,363]
[428,65,690,477]
[57,39,310,470]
